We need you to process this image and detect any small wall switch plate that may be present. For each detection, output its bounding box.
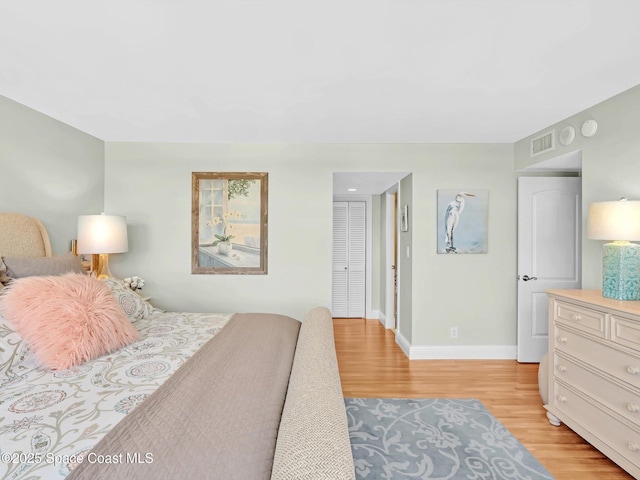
[450,327,458,339]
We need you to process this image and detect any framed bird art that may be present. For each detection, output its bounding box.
[437,189,489,254]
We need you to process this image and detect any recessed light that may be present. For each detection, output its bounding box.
[347,188,358,192]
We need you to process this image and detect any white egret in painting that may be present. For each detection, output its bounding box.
[444,192,476,253]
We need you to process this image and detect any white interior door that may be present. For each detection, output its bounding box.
[332,202,349,317]
[332,201,366,317]
[517,177,581,362]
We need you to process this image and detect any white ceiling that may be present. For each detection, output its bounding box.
[2,1,640,144]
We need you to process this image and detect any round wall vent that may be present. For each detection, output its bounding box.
[581,120,598,138]
[559,125,575,145]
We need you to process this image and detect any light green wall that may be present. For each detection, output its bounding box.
[398,174,413,342]
[514,84,640,290]
[0,94,520,349]
[5,79,639,352]
[410,154,518,345]
[0,96,104,253]
[105,142,515,347]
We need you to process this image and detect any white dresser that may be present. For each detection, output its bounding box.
[546,289,640,478]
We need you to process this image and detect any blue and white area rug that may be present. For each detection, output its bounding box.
[345,398,554,480]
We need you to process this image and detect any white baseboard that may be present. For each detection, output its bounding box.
[395,331,411,358]
[393,333,516,360]
[385,312,395,329]
[366,309,380,320]
[379,311,396,329]
[409,344,517,360]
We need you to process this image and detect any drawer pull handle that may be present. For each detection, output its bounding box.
[557,365,567,373]
[628,442,639,452]
[627,366,640,375]
[571,314,582,322]
[627,403,639,413]
[557,395,567,403]
[558,336,568,344]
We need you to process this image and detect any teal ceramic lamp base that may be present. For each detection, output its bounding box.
[602,241,640,301]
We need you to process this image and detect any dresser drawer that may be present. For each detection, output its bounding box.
[553,299,607,338]
[553,381,640,468]
[612,315,640,353]
[555,325,640,389]
[554,353,640,427]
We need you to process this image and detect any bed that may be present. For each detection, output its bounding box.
[0,212,355,480]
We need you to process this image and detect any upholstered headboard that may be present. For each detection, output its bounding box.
[0,213,52,259]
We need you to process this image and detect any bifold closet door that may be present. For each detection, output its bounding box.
[332,201,365,318]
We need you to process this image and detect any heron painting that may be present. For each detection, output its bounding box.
[437,189,489,254]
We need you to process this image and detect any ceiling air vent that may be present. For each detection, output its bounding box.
[530,130,555,157]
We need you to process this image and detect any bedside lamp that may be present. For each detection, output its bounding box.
[587,198,640,301]
[77,214,128,280]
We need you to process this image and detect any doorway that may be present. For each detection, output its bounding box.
[516,152,582,363]
[385,185,399,331]
[332,172,409,323]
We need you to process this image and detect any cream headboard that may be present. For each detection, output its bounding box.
[0,212,52,259]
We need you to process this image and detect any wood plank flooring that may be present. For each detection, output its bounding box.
[333,317,634,480]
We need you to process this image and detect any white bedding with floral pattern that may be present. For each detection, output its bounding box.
[0,308,231,480]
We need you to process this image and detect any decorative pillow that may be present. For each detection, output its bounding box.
[3,252,86,279]
[0,273,139,370]
[103,278,161,321]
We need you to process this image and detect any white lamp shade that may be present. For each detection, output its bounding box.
[77,215,128,254]
[587,200,640,241]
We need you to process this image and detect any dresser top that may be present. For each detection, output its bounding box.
[547,289,640,316]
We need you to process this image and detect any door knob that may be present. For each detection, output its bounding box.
[522,275,538,281]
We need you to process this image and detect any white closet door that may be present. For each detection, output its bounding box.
[332,201,366,318]
[347,202,366,317]
[332,202,349,317]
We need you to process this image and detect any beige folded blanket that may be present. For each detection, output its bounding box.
[67,313,300,480]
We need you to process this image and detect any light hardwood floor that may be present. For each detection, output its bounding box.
[333,317,634,480]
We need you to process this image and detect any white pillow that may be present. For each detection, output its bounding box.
[102,278,162,321]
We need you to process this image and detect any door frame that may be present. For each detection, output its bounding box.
[384,185,399,329]
[516,175,582,362]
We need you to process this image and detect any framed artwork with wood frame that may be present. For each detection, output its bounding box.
[192,172,268,274]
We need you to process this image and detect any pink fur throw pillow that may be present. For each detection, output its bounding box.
[0,272,139,370]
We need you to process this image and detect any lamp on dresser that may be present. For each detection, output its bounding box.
[587,197,640,300]
[77,214,128,280]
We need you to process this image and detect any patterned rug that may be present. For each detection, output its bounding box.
[345,398,554,480]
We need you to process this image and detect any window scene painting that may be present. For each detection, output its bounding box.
[437,189,488,254]
[192,172,268,274]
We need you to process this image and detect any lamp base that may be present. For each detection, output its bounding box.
[93,253,114,280]
[602,242,640,301]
